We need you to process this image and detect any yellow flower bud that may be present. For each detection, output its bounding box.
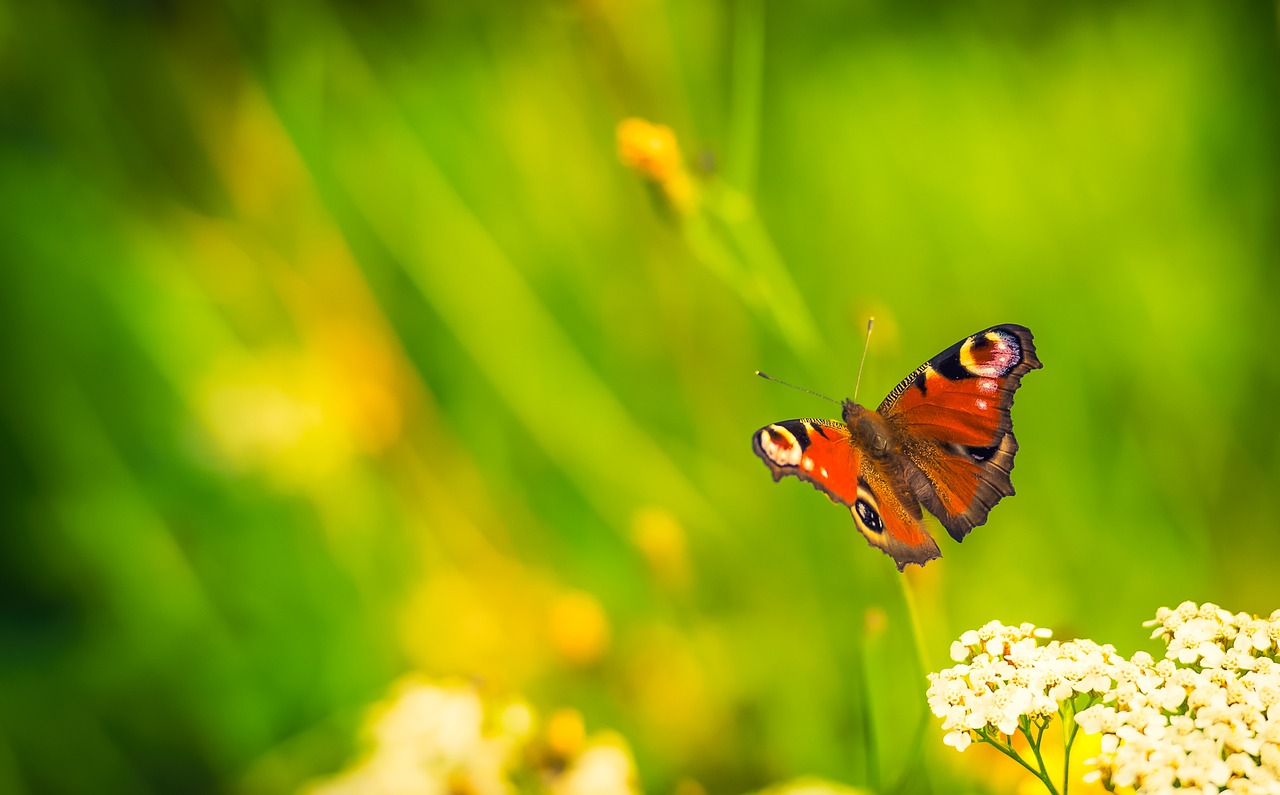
[616,117,696,213]
[617,118,682,181]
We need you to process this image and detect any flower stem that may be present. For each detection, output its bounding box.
[726,0,763,194]
[703,190,819,354]
[1024,719,1059,795]
[897,573,933,676]
[1061,704,1081,795]
[895,575,938,794]
[977,730,1060,795]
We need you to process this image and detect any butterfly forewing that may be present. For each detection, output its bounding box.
[879,324,1041,541]
[752,419,860,505]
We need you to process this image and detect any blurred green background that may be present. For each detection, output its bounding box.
[2,0,1279,793]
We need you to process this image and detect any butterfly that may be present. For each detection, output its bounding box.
[752,324,1041,570]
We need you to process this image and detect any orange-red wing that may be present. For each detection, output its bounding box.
[752,418,941,569]
[852,459,941,570]
[752,419,861,506]
[879,325,1041,542]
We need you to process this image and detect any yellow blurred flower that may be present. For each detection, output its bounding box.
[313,319,405,455]
[545,709,586,760]
[745,778,873,795]
[617,118,682,182]
[672,778,708,795]
[194,320,405,486]
[629,507,691,590]
[622,623,720,760]
[863,606,888,637]
[197,352,335,483]
[617,117,696,213]
[548,590,611,667]
[400,570,549,686]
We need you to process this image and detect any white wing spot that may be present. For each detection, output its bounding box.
[975,398,988,411]
[820,467,829,478]
[760,426,803,466]
[802,456,814,471]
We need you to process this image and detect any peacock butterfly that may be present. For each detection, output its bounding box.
[752,324,1041,570]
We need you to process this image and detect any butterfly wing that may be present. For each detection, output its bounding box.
[752,419,860,504]
[878,324,1041,541]
[752,419,941,569]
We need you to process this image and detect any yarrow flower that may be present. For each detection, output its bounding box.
[927,620,1118,791]
[303,678,868,795]
[304,677,640,795]
[930,604,1280,795]
[1079,602,1280,794]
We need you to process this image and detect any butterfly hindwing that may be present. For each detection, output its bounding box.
[878,324,1041,541]
[752,419,942,569]
[853,462,942,569]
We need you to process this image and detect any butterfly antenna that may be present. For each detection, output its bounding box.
[852,317,875,403]
[754,371,840,405]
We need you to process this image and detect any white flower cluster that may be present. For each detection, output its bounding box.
[306,678,878,795]
[1077,602,1280,794]
[305,678,528,795]
[304,677,640,795]
[930,604,1280,795]
[927,619,1120,752]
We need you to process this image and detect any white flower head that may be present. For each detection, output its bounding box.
[933,603,1280,794]
[928,619,1123,762]
[1078,602,1280,794]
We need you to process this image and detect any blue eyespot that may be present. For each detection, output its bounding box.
[855,499,884,533]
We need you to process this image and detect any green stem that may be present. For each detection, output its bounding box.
[857,635,880,793]
[897,573,933,676]
[977,731,1059,795]
[715,203,819,354]
[686,203,821,358]
[1062,705,1081,795]
[895,576,937,794]
[726,0,763,194]
[1023,720,1058,795]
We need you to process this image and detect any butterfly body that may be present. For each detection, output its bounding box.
[753,324,1041,570]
